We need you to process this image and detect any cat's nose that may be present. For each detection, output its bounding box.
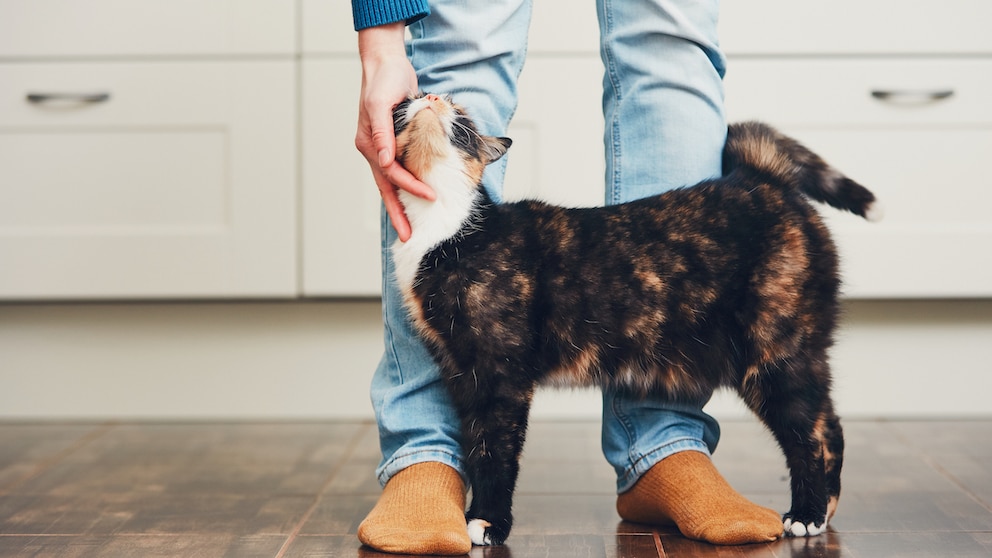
[425,94,441,102]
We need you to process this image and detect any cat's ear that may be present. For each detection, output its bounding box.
[481,136,512,165]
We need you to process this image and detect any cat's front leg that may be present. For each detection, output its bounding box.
[450,375,534,546]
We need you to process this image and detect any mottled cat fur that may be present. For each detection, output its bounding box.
[391,93,879,546]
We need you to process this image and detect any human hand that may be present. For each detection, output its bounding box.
[356,23,435,242]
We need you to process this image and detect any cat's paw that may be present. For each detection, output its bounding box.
[466,518,509,546]
[782,513,828,537]
[467,519,492,546]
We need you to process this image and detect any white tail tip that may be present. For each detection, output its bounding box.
[865,200,885,222]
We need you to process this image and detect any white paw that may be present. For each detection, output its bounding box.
[783,517,826,537]
[467,519,492,546]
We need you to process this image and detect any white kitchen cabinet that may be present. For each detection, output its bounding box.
[301,1,992,299]
[720,1,992,55]
[0,0,295,57]
[298,1,382,297]
[2,1,989,299]
[716,2,992,297]
[0,1,297,299]
[300,58,383,297]
[0,61,297,299]
[724,59,992,297]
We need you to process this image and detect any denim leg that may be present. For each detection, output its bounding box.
[371,0,533,486]
[596,0,727,493]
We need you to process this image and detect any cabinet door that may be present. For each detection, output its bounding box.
[725,59,992,297]
[300,0,356,54]
[721,0,992,55]
[503,58,605,207]
[0,0,295,57]
[0,61,296,299]
[301,59,382,297]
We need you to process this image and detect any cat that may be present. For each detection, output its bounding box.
[390,92,880,546]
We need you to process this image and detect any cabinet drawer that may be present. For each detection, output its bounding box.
[721,1,992,55]
[0,0,295,58]
[0,62,296,299]
[725,59,991,126]
[726,59,992,297]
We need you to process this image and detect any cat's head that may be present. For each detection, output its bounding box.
[393,93,512,187]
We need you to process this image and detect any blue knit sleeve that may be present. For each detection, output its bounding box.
[352,0,430,31]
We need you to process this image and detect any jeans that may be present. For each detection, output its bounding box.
[371,0,726,493]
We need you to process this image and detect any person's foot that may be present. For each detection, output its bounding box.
[616,450,783,545]
[358,462,472,555]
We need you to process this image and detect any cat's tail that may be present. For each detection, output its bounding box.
[723,121,883,221]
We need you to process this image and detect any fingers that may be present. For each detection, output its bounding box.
[357,94,434,242]
[358,112,434,243]
[382,161,435,201]
[376,174,413,243]
[376,161,436,243]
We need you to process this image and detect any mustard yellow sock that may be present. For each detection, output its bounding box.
[358,462,471,555]
[616,451,783,545]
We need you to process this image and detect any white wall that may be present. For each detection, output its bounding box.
[1,299,989,420]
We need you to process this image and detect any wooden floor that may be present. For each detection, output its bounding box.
[1,418,990,557]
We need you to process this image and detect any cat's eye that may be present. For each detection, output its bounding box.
[451,116,477,151]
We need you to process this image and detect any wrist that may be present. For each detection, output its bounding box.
[358,22,408,68]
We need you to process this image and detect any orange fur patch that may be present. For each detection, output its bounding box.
[544,346,600,388]
[396,108,450,180]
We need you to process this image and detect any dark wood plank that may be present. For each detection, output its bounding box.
[0,534,286,558]
[509,494,650,536]
[0,423,367,538]
[838,532,992,558]
[829,490,992,533]
[514,422,618,496]
[611,534,664,558]
[287,534,661,558]
[296,494,376,536]
[660,533,855,558]
[0,423,108,493]
[886,421,992,506]
[0,492,314,536]
[2,419,991,557]
[9,423,366,498]
[281,535,364,558]
[708,419,791,496]
[770,533,851,558]
[837,421,963,494]
[323,426,384,495]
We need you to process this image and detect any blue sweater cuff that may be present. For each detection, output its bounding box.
[352,0,430,31]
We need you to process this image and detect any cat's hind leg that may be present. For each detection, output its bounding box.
[738,356,840,537]
[820,406,844,523]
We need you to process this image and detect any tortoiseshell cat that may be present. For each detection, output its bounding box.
[391,93,880,546]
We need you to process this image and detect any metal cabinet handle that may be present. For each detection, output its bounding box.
[26,92,112,104]
[870,89,954,103]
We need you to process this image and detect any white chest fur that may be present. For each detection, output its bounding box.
[391,154,481,296]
